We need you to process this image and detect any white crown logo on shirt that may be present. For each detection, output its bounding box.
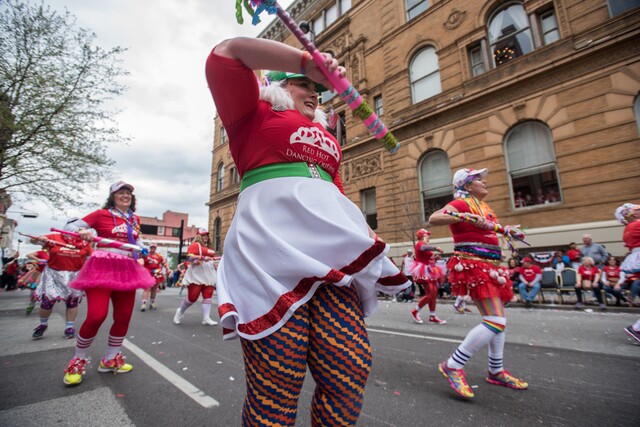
[289,127,340,162]
[112,223,129,235]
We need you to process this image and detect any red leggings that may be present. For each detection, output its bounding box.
[187,284,214,303]
[78,288,136,339]
[417,280,438,312]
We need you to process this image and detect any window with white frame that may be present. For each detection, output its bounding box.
[410,47,442,103]
[362,188,377,230]
[157,226,165,236]
[505,121,562,209]
[407,0,429,20]
[230,166,240,185]
[469,44,486,77]
[217,163,225,191]
[220,126,227,145]
[419,150,452,221]
[374,95,383,116]
[539,8,560,45]
[488,3,534,66]
[311,0,352,36]
[608,0,640,17]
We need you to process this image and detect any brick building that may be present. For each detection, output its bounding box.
[139,210,200,266]
[208,0,640,259]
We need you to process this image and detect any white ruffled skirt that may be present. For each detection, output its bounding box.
[216,176,409,340]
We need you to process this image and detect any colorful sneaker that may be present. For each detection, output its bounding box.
[624,326,640,343]
[64,327,75,339]
[202,317,218,326]
[429,315,447,324]
[98,352,133,374]
[438,361,474,398]
[63,357,88,386]
[410,308,424,324]
[32,324,47,340]
[173,308,184,325]
[486,369,528,390]
[140,301,147,312]
[25,304,35,315]
[452,304,465,314]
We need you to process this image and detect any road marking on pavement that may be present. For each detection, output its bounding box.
[123,339,219,408]
[368,328,461,344]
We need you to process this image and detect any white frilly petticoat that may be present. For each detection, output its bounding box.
[621,247,640,274]
[35,266,83,301]
[216,176,409,340]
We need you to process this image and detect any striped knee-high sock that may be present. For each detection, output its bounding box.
[75,334,95,359]
[105,335,125,360]
[488,331,506,374]
[447,317,506,369]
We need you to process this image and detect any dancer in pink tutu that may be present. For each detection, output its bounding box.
[61,181,154,386]
[409,228,446,324]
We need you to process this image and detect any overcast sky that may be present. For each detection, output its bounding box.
[9,0,294,255]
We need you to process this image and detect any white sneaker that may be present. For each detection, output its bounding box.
[173,308,184,325]
[202,317,218,326]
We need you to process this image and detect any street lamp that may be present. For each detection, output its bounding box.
[7,210,38,218]
[299,20,315,46]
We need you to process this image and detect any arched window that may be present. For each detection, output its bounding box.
[419,150,452,221]
[213,217,221,252]
[216,163,225,191]
[410,47,442,103]
[505,121,561,209]
[488,3,534,66]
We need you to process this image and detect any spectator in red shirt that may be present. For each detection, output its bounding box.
[566,242,581,269]
[576,256,604,309]
[517,258,542,307]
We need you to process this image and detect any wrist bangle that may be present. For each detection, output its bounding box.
[300,52,310,75]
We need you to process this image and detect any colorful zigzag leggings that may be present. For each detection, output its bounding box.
[240,283,372,427]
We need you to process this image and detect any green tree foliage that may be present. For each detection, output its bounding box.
[0,0,128,208]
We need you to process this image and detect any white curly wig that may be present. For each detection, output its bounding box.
[260,80,328,128]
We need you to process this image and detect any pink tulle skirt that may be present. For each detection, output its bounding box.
[446,255,513,303]
[70,250,155,291]
[411,262,443,283]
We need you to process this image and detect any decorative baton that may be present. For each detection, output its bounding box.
[19,232,79,250]
[238,0,400,153]
[443,210,530,250]
[50,228,149,256]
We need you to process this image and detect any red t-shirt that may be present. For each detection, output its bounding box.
[144,253,165,271]
[603,265,620,281]
[81,209,141,243]
[447,199,499,246]
[566,249,581,262]
[414,242,435,264]
[44,233,92,271]
[187,243,215,258]
[578,265,599,281]
[623,220,640,250]
[520,265,542,283]
[205,50,345,194]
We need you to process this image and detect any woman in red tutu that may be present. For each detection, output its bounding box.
[429,168,527,399]
[61,181,154,386]
[409,228,446,324]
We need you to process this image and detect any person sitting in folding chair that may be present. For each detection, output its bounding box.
[518,257,542,307]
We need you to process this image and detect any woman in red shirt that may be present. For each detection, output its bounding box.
[615,203,640,342]
[429,168,527,399]
[172,229,218,326]
[576,256,604,309]
[61,181,154,386]
[409,228,446,324]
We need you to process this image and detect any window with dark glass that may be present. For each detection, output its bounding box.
[213,217,221,252]
[374,95,383,116]
[141,224,158,235]
[419,150,452,221]
[634,94,640,134]
[488,3,534,66]
[171,228,180,237]
[608,0,640,17]
[505,121,562,209]
[362,188,377,230]
[220,126,227,145]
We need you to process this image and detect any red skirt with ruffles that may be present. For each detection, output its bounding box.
[70,250,155,291]
[446,254,513,302]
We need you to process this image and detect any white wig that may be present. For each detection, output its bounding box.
[259,81,328,128]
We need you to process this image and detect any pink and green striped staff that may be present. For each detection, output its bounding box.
[236,0,400,153]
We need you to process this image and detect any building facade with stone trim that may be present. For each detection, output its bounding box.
[208,0,640,259]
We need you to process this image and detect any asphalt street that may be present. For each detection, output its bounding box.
[0,287,638,427]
